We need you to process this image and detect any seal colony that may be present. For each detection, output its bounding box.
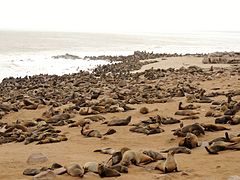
[0,51,240,179]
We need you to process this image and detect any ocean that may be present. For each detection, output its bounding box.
[0,31,240,81]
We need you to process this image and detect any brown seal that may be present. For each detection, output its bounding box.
[81,125,102,138]
[201,123,230,131]
[178,102,200,110]
[98,163,121,177]
[155,151,178,173]
[120,150,153,166]
[160,146,191,154]
[179,132,199,149]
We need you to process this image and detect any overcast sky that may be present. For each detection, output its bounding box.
[0,0,239,33]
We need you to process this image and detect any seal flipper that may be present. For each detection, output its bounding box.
[205,146,218,154]
[225,132,230,141]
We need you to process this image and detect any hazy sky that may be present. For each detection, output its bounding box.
[0,0,239,33]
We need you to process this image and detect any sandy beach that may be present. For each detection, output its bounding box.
[0,53,240,180]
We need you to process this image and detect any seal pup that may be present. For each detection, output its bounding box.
[179,133,199,149]
[155,151,178,173]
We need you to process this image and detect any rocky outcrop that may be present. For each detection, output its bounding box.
[52,53,81,60]
[203,52,240,64]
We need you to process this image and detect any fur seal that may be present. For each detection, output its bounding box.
[81,125,102,138]
[142,150,166,161]
[178,102,200,110]
[98,163,121,177]
[108,116,131,126]
[155,151,178,173]
[46,113,71,123]
[215,116,232,124]
[66,163,84,177]
[110,164,128,173]
[68,119,91,128]
[180,115,199,120]
[200,123,230,131]
[225,132,240,143]
[93,148,117,155]
[205,141,239,154]
[103,128,116,136]
[160,147,191,154]
[173,123,205,137]
[121,150,153,166]
[160,117,180,125]
[208,136,227,145]
[229,115,240,125]
[139,107,149,114]
[179,133,199,149]
[83,162,99,174]
[175,110,200,116]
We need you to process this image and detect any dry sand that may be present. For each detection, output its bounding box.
[0,56,240,180]
[133,56,232,73]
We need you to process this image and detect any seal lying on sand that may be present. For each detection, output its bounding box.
[225,132,240,143]
[66,163,84,177]
[160,117,180,125]
[179,133,199,149]
[229,115,240,125]
[173,123,205,137]
[178,102,200,110]
[129,125,164,135]
[98,163,121,177]
[108,116,131,126]
[175,110,200,116]
[120,150,154,166]
[94,148,117,155]
[81,125,102,138]
[83,162,99,174]
[155,151,178,173]
[200,123,230,131]
[142,150,166,161]
[160,146,191,154]
[215,116,232,124]
[106,147,130,166]
[205,141,240,154]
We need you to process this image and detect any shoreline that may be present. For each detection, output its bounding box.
[1,51,239,82]
[0,50,240,180]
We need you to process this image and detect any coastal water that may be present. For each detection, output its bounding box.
[0,31,240,81]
